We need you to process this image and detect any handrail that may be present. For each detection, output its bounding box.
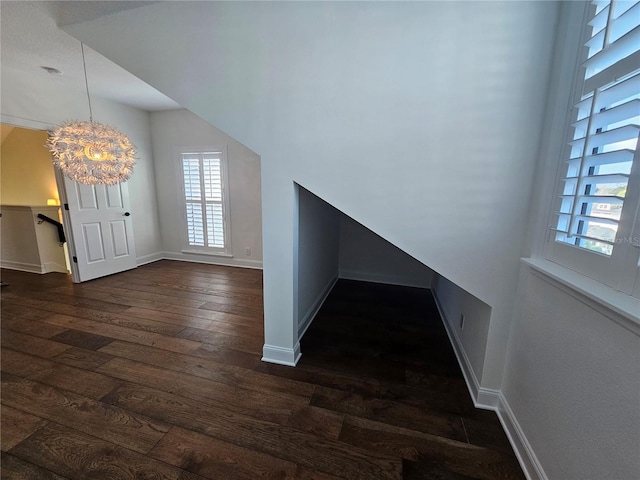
[37,214,66,244]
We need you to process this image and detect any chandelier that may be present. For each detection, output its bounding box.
[47,43,136,185]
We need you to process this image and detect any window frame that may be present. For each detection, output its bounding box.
[176,146,232,257]
[543,0,640,298]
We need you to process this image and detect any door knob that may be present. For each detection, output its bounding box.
[124,212,131,217]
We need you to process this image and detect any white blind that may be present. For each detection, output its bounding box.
[181,152,226,249]
[554,0,640,256]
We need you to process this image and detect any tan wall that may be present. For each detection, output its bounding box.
[1,125,59,205]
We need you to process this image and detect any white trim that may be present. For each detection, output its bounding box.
[136,252,164,266]
[496,393,548,480]
[476,387,500,410]
[181,249,233,258]
[42,261,68,274]
[0,114,54,131]
[298,275,337,340]
[522,257,640,334]
[338,269,431,289]
[160,251,262,269]
[431,289,482,405]
[1,260,46,274]
[262,342,301,366]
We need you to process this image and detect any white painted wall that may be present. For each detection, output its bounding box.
[65,0,560,377]
[1,73,162,262]
[339,215,433,288]
[149,109,262,268]
[503,265,640,480]
[0,205,67,274]
[296,185,340,337]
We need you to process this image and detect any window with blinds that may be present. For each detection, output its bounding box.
[553,0,639,258]
[180,150,229,252]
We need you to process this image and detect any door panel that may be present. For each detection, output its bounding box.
[83,223,106,262]
[110,221,130,257]
[106,184,123,208]
[59,172,137,282]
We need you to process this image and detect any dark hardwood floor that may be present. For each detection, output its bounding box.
[0,260,524,479]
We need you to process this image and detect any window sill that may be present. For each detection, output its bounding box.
[181,249,233,258]
[521,257,640,333]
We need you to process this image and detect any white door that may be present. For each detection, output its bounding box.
[57,172,137,282]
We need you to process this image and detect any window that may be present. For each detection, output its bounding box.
[547,0,640,296]
[179,148,231,255]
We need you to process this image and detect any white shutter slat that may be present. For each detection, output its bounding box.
[584,24,640,78]
[578,124,639,149]
[610,1,640,42]
[578,149,635,169]
[573,98,640,132]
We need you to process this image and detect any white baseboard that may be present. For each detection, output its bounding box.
[497,393,548,480]
[42,262,68,274]
[136,252,164,266]
[1,260,46,274]
[431,289,483,405]
[432,289,545,480]
[262,342,301,366]
[339,269,431,288]
[157,251,263,270]
[298,275,337,340]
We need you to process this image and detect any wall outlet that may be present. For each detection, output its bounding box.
[459,313,465,330]
[245,247,251,256]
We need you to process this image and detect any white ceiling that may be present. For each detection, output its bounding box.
[0,1,181,112]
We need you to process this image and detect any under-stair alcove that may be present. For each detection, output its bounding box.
[295,184,433,340]
[295,184,493,400]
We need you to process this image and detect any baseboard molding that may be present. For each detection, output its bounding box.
[298,275,338,340]
[262,343,301,366]
[159,251,263,270]
[431,289,483,405]
[496,393,548,480]
[432,289,545,480]
[339,269,431,288]
[136,252,164,266]
[42,261,68,274]
[1,260,46,274]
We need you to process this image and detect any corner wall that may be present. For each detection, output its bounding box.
[500,264,640,480]
[296,185,341,338]
[149,109,262,268]
[339,215,433,288]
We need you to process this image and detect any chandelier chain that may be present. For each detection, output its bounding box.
[81,42,94,123]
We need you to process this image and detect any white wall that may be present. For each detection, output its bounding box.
[0,205,67,274]
[296,185,340,339]
[66,0,560,376]
[503,265,640,480]
[339,215,433,288]
[1,73,162,261]
[149,109,262,268]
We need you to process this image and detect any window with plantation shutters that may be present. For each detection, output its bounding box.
[179,149,230,254]
[548,0,640,296]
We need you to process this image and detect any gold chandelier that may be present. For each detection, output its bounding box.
[47,43,136,185]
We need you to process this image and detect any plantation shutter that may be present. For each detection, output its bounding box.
[181,151,226,249]
[554,0,640,255]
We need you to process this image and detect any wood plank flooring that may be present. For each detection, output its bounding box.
[0,260,524,479]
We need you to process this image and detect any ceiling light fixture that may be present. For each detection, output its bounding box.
[46,43,137,185]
